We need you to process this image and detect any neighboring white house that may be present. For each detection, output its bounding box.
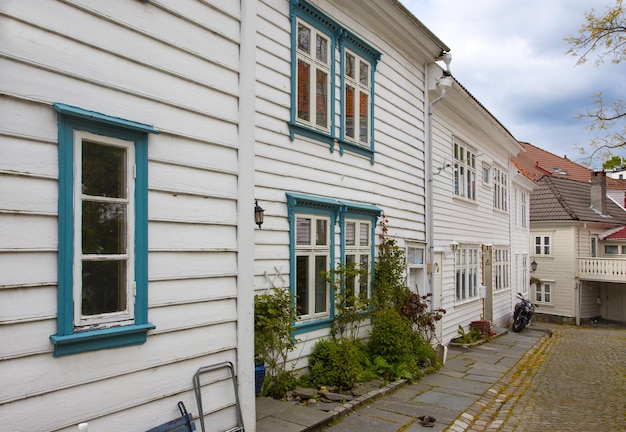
[529,173,626,324]
[1,1,257,430]
[428,79,532,342]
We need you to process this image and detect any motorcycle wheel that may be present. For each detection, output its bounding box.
[512,314,526,332]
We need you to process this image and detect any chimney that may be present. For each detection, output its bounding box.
[591,171,607,214]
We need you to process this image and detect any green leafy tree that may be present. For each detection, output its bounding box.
[603,155,625,169]
[565,0,626,162]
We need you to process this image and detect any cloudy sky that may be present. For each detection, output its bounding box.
[402,0,626,168]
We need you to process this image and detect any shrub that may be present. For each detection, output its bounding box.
[309,339,365,390]
[368,307,414,367]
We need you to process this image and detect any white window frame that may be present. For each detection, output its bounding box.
[535,281,552,304]
[521,192,528,228]
[73,131,135,329]
[295,18,331,132]
[343,49,371,147]
[533,234,552,256]
[344,219,372,301]
[455,247,479,301]
[453,141,476,201]
[295,214,331,321]
[493,165,508,212]
[605,244,619,255]
[493,247,510,292]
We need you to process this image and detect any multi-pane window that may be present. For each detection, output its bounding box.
[493,248,510,291]
[51,103,156,357]
[535,282,552,304]
[344,50,371,146]
[605,245,619,255]
[295,215,330,320]
[344,219,371,301]
[455,247,479,301]
[453,142,476,200]
[296,19,330,131]
[289,0,380,162]
[493,166,508,212]
[521,255,529,295]
[75,132,135,328]
[521,192,528,228]
[534,235,551,255]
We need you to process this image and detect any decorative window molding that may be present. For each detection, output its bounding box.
[286,192,380,334]
[288,0,381,164]
[50,103,157,356]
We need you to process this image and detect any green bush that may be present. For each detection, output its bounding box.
[309,339,365,390]
[368,307,414,367]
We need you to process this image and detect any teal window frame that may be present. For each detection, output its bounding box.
[287,192,380,335]
[50,103,157,356]
[288,0,381,164]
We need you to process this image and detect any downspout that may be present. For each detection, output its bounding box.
[426,53,452,341]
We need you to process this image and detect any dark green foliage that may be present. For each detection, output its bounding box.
[368,308,414,366]
[254,287,298,398]
[326,263,372,341]
[309,339,365,390]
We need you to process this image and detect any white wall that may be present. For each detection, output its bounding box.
[0,1,250,430]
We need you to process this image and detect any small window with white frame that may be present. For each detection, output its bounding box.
[453,140,476,201]
[521,192,528,228]
[604,244,619,255]
[535,281,552,304]
[493,166,508,212]
[493,247,510,291]
[344,50,371,147]
[533,234,551,256]
[482,163,491,187]
[344,219,372,302]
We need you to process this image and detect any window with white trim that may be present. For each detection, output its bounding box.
[493,248,510,291]
[493,166,508,212]
[344,219,371,303]
[296,18,330,132]
[521,192,528,228]
[455,247,479,301]
[521,255,529,295]
[453,141,476,200]
[605,245,619,255]
[50,103,157,357]
[535,282,552,304]
[344,50,371,146]
[534,235,551,256]
[295,215,331,319]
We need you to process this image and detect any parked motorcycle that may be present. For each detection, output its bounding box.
[512,292,537,332]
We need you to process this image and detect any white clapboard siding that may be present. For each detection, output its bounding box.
[0,323,236,404]
[0,251,57,287]
[0,285,57,323]
[149,191,236,225]
[0,174,58,214]
[0,213,57,250]
[0,318,57,359]
[149,221,237,252]
[149,277,237,308]
[0,136,58,177]
[149,251,237,281]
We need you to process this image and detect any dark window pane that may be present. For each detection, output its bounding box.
[316,70,328,128]
[82,260,126,315]
[297,60,310,121]
[314,255,327,313]
[359,62,369,86]
[82,201,127,254]
[297,217,311,245]
[297,23,310,54]
[345,85,355,138]
[345,53,355,78]
[359,91,368,143]
[82,141,125,198]
[315,219,327,246]
[316,34,327,63]
[296,256,309,315]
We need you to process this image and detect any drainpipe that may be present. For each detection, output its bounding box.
[425,53,452,340]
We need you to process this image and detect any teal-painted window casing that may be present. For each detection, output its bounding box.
[50,103,157,356]
[287,192,381,335]
[288,0,381,164]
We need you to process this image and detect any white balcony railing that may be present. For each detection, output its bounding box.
[578,257,626,282]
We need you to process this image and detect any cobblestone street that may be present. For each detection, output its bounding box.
[453,325,626,432]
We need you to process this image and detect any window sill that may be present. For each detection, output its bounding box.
[452,196,479,206]
[293,317,333,335]
[288,122,335,151]
[50,322,155,357]
[454,296,481,307]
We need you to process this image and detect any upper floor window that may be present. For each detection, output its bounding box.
[493,166,508,212]
[591,237,598,257]
[296,19,330,131]
[521,192,528,228]
[455,247,479,301]
[50,103,157,356]
[534,235,551,256]
[344,50,371,146]
[453,141,476,201]
[605,245,619,255]
[288,0,380,163]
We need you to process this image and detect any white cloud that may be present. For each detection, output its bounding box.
[402,0,626,166]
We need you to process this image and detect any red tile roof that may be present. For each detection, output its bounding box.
[601,226,626,240]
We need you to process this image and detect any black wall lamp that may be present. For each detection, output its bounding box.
[254,200,265,228]
[530,260,538,272]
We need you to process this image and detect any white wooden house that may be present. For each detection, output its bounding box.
[1,1,257,430]
[428,79,533,342]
